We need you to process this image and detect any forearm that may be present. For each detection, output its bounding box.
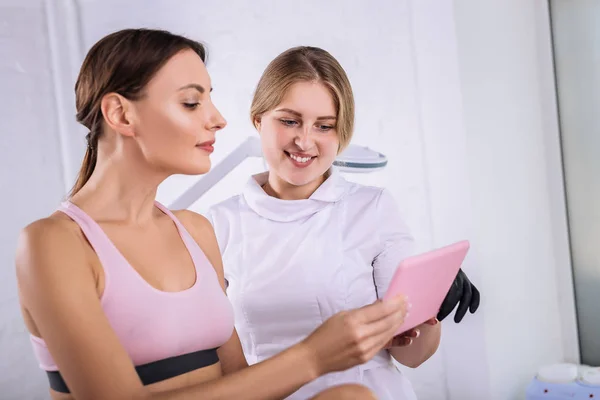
[389,323,441,368]
[145,343,317,400]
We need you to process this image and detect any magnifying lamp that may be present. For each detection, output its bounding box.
[334,144,388,173]
[169,136,387,209]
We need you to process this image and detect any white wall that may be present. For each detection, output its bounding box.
[453,1,579,399]
[0,1,577,399]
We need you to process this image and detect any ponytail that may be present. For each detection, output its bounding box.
[68,132,98,197]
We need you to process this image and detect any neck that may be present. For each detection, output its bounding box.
[263,172,326,200]
[70,148,168,225]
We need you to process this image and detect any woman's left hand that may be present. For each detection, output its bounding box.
[384,318,438,348]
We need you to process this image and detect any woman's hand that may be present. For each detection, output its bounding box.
[384,318,439,348]
[301,296,408,377]
[386,317,441,368]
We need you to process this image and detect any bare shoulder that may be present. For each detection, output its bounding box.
[171,209,218,252]
[16,213,89,294]
[17,213,83,260]
[172,209,213,236]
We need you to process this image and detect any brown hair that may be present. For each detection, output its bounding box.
[69,28,207,196]
[250,46,355,153]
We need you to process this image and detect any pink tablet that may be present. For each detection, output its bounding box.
[383,240,470,334]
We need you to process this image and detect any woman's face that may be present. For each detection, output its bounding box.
[256,81,340,188]
[128,49,227,176]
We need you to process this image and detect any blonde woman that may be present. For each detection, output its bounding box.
[207,46,480,399]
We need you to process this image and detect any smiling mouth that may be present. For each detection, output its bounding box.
[285,151,316,166]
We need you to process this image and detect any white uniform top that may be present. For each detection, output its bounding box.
[206,168,418,400]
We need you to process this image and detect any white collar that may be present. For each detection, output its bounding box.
[242,168,350,222]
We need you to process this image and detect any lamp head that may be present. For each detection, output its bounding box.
[333,144,388,173]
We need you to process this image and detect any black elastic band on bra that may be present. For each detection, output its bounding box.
[46,347,219,394]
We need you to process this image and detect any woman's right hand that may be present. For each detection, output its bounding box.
[301,296,408,376]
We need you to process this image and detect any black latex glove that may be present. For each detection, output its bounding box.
[437,268,480,323]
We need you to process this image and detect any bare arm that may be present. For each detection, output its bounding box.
[16,219,147,399]
[216,330,248,375]
[17,217,406,400]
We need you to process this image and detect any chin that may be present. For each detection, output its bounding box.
[281,170,323,187]
[176,160,212,176]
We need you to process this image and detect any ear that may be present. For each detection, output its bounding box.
[100,93,135,138]
[253,116,262,132]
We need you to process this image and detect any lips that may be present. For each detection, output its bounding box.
[196,140,215,154]
[285,151,315,168]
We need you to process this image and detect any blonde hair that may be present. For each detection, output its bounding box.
[250,46,355,153]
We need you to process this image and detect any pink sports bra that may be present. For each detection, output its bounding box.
[29,200,234,392]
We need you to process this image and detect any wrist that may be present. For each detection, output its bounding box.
[292,340,321,382]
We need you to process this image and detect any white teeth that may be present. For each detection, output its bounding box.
[289,153,311,163]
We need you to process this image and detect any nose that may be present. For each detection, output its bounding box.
[294,127,315,150]
[207,103,227,132]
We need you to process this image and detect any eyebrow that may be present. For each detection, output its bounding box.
[178,83,213,93]
[275,108,336,121]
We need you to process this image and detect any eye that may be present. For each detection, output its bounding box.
[183,102,200,110]
[279,119,299,127]
[317,124,334,132]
